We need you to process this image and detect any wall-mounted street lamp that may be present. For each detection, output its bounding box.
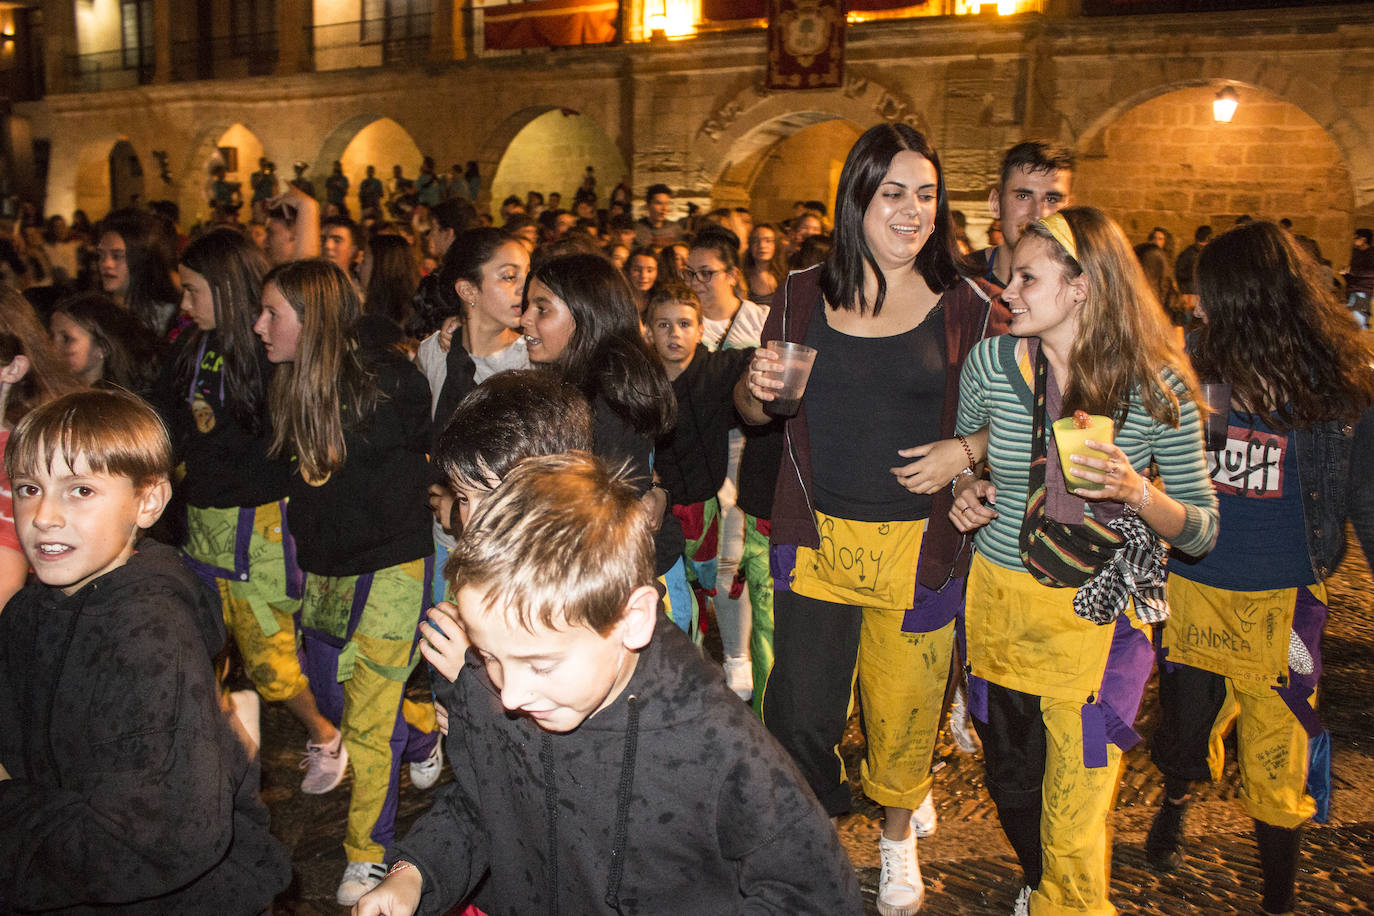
[1213,85,1239,123]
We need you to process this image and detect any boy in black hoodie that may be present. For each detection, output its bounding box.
[356,452,861,916]
[0,389,291,914]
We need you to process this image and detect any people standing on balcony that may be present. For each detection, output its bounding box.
[972,141,1075,289]
[1146,220,1374,916]
[359,165,385,217]
[416,157,443,209]
[326,161,350,215]
[96,208,181,338]
[250,158,278,222]
[951,206,1217,916]
[463,160,481,204]
[387,165,415,221]
[290,161,316,200]
[736,123,1006,916]
[634,183,684,250]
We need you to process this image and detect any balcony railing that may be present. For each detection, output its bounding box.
[64,48,154,93]
[170,32,279,82]
[309,15,432,70]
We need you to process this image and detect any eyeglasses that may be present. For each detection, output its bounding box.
[682,267,723,284]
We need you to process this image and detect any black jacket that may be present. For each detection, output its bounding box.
[0,542,291,914]
[655,345,753,506]
[286,347,434,576]
[396,616,861,915]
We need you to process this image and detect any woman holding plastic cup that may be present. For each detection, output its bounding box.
[1145,221,1374,916]
[734,123,1005,916]
[949,206,1218,915]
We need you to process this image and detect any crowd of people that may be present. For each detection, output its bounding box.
[0,125,1370,916]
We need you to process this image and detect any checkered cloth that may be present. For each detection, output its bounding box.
[1072,512,1170,625]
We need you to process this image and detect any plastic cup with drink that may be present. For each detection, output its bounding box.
[1051,410,1114,491]
[761,340,818,419]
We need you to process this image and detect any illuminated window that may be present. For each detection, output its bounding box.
[643,0,698,38]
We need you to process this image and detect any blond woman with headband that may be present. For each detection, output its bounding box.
[950,207,1219,915]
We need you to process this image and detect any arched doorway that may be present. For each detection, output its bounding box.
[108,140,145,211]
[488,108,628,213]
[1074,84,1354,268]
[723,118,863,225]
[326,116,425,217]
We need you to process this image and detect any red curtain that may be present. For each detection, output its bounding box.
[483,0,620,50]
[704,0,926,20]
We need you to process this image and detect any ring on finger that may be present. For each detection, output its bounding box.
[1108,460,1120,477]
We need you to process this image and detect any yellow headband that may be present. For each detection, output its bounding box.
[1039,211,1078,262]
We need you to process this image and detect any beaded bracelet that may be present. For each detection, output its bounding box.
[954,433,977,471]
[1124,478,1152,515]
[387,861,418,878]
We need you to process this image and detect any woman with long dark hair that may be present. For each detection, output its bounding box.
[1145,220,1374,916]
[950,207,1218,915]
[742,222,789,307]
[519,253,691,626]
[96,208,181,337]
[254,258,440,906]
[157,228,339,786]
[736,123,1005,915]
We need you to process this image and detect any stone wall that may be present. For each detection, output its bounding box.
[1075,85,1353,270]
[15,2,1374,247]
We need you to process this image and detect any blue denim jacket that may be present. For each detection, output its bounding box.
[1297,405,1374,580]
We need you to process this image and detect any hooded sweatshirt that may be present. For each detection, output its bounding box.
[395,615,861,915]
[0,541,291,914]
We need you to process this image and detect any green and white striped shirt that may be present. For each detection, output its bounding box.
[956,335,1219,570]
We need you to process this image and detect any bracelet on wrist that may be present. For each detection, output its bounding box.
[951,466,975,496]
[387,861,418,878]
[1124,478,1152,515]
[953,433,977,471]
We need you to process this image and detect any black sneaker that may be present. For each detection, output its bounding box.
[1145,798,1187,872]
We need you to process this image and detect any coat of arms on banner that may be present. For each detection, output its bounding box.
[767,0,844,89]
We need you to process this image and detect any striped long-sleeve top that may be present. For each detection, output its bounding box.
[956,335,1219,570]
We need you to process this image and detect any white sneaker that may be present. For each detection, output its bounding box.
[1012,884,1032,916]
[949,683,982,754]
[336,860,387,906]
[912,791,937,838]
[877,831,924,916]
[410,737,444,790]
[722,655,753,701]
[299,732,348,795]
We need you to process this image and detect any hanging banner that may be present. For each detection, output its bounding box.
[766,0,844,90]
[482,0,619,51]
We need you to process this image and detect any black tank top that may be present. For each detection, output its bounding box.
[804,302,946,522]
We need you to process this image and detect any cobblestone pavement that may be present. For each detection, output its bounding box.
[262,530,1374,914]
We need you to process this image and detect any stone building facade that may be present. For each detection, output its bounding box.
[7,0,1374,262]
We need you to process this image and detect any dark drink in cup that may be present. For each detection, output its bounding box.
[761,340,817,419]
[765,396,802,419]
[1199,383,1231,451]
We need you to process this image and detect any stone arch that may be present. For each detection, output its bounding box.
[690,71,930,210]
[319,115,426,214]
[54,133,126,220]
[1072,79,1357,268]
[1073,66,1373,207]
[177,120,266,224]
[481,106,628,212]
